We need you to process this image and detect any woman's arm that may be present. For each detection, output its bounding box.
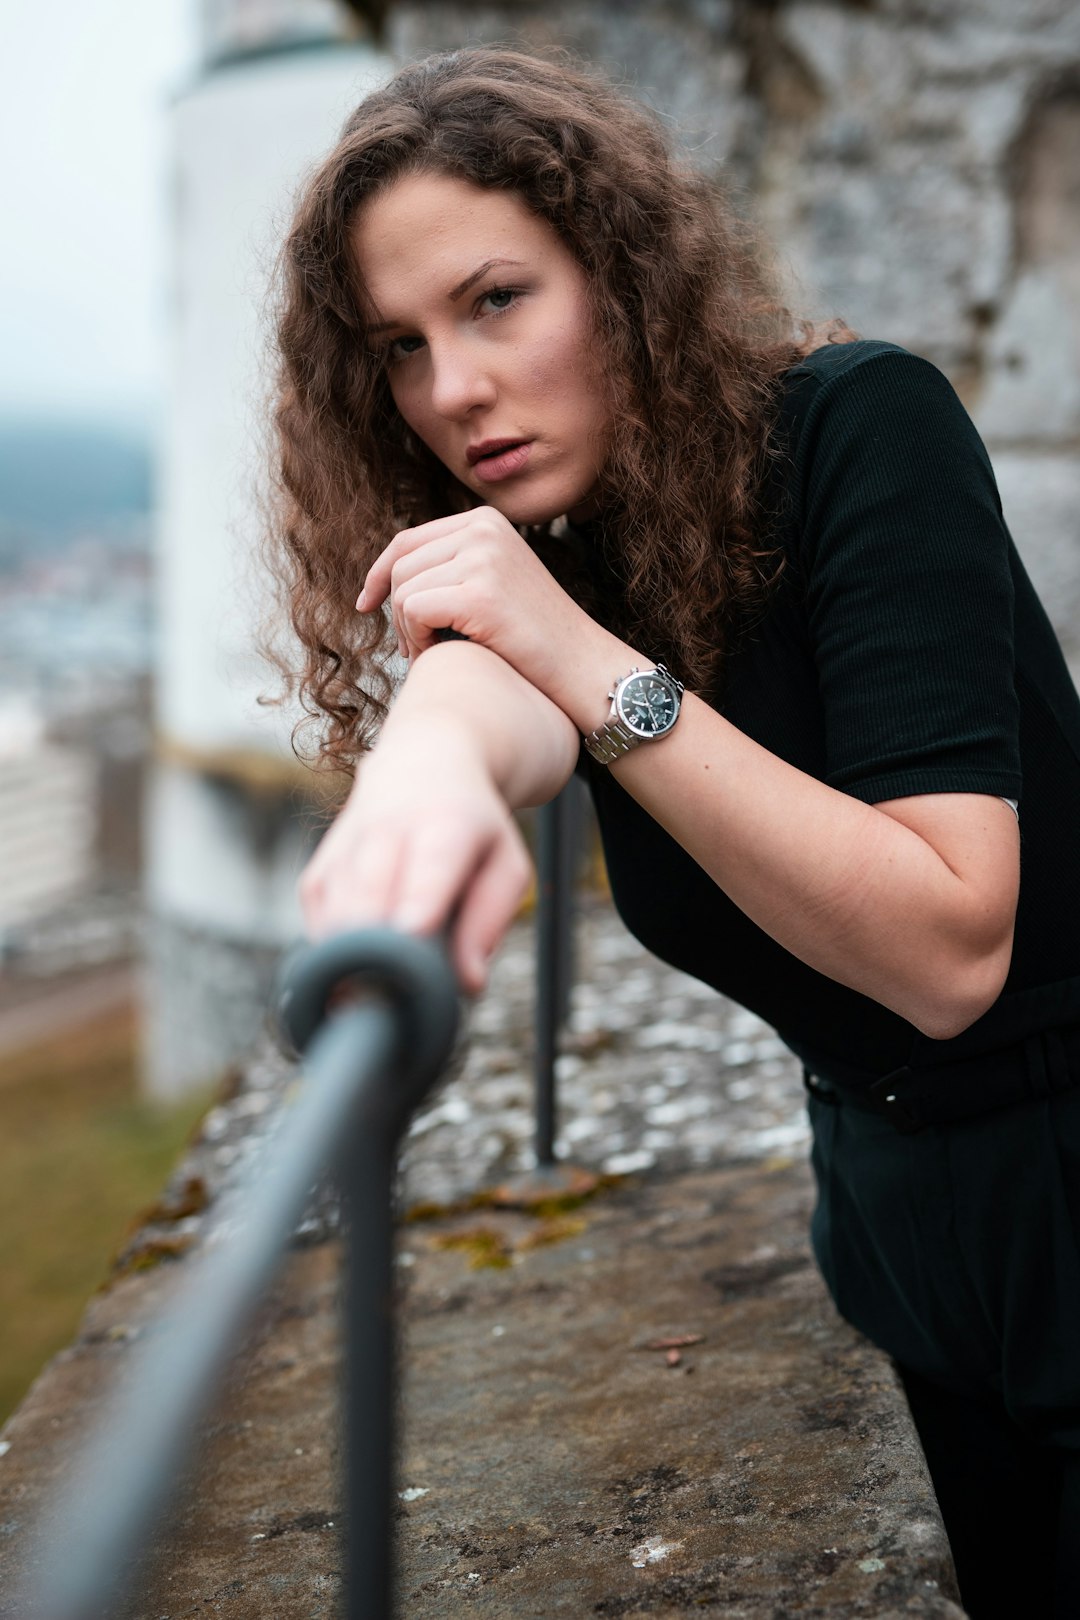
[553,626,1019,1041]
[359,356,1021,1037]
[360,513,1018,1036]
[299,640,579,992]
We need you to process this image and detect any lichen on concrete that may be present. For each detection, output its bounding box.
[0,901,966,1616]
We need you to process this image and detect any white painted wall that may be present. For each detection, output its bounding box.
[157,44,391,757]
[146,762,316,939]
[0,705,97,933]
[144,42,391,1094]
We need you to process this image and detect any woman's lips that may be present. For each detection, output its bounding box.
[469,441,532,483]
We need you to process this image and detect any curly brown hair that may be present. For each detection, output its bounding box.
[266,44,853,773]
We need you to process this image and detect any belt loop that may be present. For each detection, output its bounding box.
[866,1066,922,1133]
[803,1067,839,1106]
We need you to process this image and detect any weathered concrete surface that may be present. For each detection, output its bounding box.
[0,1160,962,1618]
[392,1161,962,1618]
[0,903,967,1614]
[0,1243,345,1617]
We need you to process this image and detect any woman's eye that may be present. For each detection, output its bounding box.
[388,334,426,362]
[480,286,521,315]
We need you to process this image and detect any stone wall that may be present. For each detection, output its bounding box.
[380,0,1080,664]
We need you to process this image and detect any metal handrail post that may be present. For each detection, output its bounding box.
[534,779,583,1166]
[344,1128,397,1616]
[21,929,459,1620]
[555,777,585,1026]
[278,930,462,1620]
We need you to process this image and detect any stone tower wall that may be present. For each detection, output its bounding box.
[382,0,1080,663]
[200,0,362,61]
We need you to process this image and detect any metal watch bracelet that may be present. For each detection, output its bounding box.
[582,717,645,765]
[582,663,684,766]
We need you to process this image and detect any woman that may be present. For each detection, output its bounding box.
[268,46,1080,1617]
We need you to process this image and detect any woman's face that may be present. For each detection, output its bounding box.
[351,171,612,525]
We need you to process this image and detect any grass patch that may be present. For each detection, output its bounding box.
[0,1004,212,1424]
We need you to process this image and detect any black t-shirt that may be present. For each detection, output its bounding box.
[581,340,1080,1085]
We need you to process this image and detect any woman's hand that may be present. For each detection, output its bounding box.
[298,639,578,995]
[298,716,533,996]
[355,506,591,699]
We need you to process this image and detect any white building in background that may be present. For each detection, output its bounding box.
[145,0,391,1096]
[0,699,97,940]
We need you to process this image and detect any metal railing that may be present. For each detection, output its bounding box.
[21,928,459,1620]
[533,777,585,1165]
[20,785,583,1620]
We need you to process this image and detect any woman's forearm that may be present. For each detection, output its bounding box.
[300,642,578,988]
[543,626,1019,1040]
[377,639,580,806]
[617,695,1017,1037]
[362,631,1018,1038]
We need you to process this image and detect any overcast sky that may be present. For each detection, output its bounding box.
[1,0,198,428]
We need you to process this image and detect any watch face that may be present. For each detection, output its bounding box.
[616,672,679,736]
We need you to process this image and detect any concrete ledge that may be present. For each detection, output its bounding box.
[393,1160,963,1617]
[0,1157,964,1618]
[0,908,969,1616]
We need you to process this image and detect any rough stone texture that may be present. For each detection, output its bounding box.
[121,896,814,1255]
[382,0,1080,665]
[0,902,966,1617]
[0,1167,963,1620]
[390,1163,960,1618]
[201,0,360,61]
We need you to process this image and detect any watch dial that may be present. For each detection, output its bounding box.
[618,674,677,735]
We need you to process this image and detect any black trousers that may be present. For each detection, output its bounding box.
[808,1088,1080,1619]
[898,1362,1080,1618]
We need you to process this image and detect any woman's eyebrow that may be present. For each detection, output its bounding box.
[365,258,526,334]
[448,257,525,300]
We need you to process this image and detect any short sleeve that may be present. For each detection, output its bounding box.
[795,349,1022,805]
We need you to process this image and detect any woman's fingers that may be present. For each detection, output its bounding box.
[387,810,489,934]
[448,822,533,993]
[359,541,471,658]
[299,788,524,997]
[396,574,475,659]
[388,535,460,596]
[298,823,405,939]
[296,700,532,996]
[355,506,582,699]
[358,512,483,610]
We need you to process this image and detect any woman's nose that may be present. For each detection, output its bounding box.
[428,341,497,418]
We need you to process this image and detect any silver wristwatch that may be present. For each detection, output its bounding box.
[583,664,684,765]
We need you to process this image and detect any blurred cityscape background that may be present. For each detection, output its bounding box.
[0,0,198,1423]
[1,0,1079,1428]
